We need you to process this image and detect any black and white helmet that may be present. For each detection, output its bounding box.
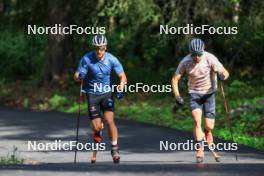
[189,38,205,54]
[92,35,107,46]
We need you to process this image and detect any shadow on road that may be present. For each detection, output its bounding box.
[0,106,263,157]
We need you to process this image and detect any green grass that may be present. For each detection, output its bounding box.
[115,97,264,150]
[0,146,24,165]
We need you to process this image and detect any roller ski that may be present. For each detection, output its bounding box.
[195,137,220,163]
[111,145,120,164]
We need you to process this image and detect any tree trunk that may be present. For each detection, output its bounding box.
[0,0,4,13]
[233,1,240,23]
[43,0,73,86]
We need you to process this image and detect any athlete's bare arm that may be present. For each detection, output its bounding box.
[222,68,229,80]
[172,74,182,97]
[118,72,127,92]
[73,72,81,82]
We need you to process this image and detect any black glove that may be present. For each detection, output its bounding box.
[78,72,86,80]
[217,73,225,81]
[175,96,184,106]
[115,92,124,100]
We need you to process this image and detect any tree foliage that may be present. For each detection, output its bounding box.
[0,0,263,83]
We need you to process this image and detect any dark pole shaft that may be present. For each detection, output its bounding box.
[74,81,83,163]
[220,82,238,161]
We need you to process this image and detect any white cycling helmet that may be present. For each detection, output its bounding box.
[92,35,107,46]
[189,38,205,55]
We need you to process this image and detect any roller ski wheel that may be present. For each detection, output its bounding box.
[213,152,221,162]
[196,156,204,163]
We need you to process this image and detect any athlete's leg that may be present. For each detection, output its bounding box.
[104,111,118,145]
[192,108,204,141]
[90,117,103,163]
[100,93,117,145]
[203,93,220,161]
[192,108,205,162]
[104,111,120,163]
[104,111,118,146]
[204,118,215,145]
[101,93,120,162]
[87,93,103,143]
[190,93,204,140]
[203,93,216,145]
[190,93,204,161]
[87,93,104,163]
[91,117,103,143]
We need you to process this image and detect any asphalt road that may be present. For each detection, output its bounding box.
[0,106,264,176]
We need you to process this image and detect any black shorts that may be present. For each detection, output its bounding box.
[87,92,114,120]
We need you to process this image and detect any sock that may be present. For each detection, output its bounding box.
[111,140,117,146]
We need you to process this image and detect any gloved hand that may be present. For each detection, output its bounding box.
[78,72,86,80]
[116,92,124,100]
[175,96,184,106]
[217,73,225,81]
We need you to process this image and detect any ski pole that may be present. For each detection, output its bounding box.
[219,81,238,161]
[74,81,83,164]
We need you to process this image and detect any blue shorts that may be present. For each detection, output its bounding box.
[189,93,216,119]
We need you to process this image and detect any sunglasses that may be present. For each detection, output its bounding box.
[95,46,106,51]
[191,53,203,57]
